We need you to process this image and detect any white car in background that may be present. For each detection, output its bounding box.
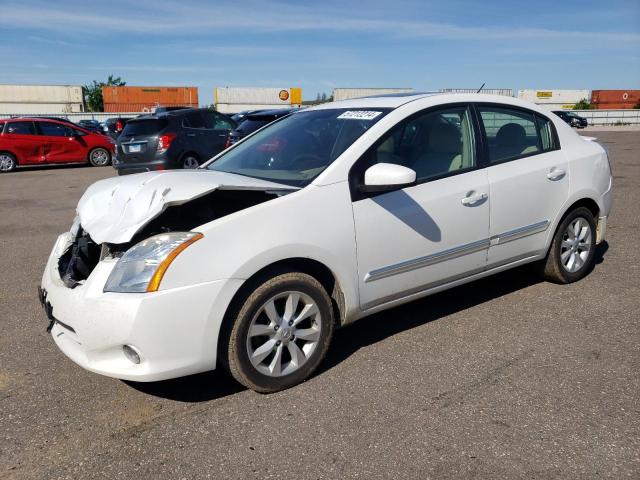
[39,93,612,392]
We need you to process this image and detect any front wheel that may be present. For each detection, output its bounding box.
[539,207,597,284]
[224,272,334,393]
[88,148,111,167]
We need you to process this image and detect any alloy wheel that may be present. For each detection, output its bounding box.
[246,291,322,377]
[183,156,199,169]
[91,149,109,166]
[560,217,593,273]
[0,154,15,172]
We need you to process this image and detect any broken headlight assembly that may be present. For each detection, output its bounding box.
[104,232,203,293]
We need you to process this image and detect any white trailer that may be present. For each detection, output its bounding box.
[440,88,513,96]
[332,88,415,102]
[517,89,590,110]
[214,87,302,114]
[0,84,84,114]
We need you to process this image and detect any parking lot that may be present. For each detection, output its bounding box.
[0,131,638,479]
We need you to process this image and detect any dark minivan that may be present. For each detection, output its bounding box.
[552,110,588,129]
[114,108,236,175]
[226,108,296,147]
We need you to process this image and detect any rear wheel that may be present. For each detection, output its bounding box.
[224,272,334,393]
[88,148,111,167]
[182,155,200,169]
[539,207,596,284]
[0,153,16,172]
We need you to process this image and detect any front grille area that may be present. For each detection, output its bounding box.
[57,227,101,288]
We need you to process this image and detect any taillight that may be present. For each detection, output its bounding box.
[224,135,232,149]
[116,120,123,131]
[157,133,177,151]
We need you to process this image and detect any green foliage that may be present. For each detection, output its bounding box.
[573,98,593,110]
[634,102,640,109]
[83,75,126,112]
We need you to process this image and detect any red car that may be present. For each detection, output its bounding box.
[0,117,116,173]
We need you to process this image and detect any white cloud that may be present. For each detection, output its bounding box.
[1,0,638,45]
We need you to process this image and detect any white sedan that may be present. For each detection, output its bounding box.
[40,93,612,392]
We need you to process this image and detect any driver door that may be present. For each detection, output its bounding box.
[350,105,490,309]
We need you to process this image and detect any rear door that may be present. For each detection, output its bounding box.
[3,121,43,164]
[181,112,209,158]
[476,104,569,267]
[202,111,236,156]
[37,121,85,163]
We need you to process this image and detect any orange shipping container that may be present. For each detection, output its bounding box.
[591,89,640,109]
[102,86,199,112]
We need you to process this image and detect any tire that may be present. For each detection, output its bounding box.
[88,148,111,167]
[539,207,597,284]
[182,155,200,169]
[223,272,334,393]
[0,152,17,173]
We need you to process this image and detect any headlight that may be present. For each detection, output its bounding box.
[104,232,203,293]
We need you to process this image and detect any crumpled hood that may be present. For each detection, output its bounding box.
[77,170,296,244]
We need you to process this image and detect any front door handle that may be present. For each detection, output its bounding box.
[547,168,566,180]
[461,192,488,206]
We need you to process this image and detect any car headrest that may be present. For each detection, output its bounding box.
[429,123,461,154]
[496,123,526,146]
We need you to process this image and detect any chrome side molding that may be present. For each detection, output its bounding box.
[364,238,490,283]
[490,220,549,245]
[364,220,550,283]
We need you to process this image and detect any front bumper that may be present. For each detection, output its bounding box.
[40,233,242,382]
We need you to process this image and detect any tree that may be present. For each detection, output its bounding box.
[634,102,640,109]
[83,75,126,112]
[321,92,327,101]
[573,98,593,110]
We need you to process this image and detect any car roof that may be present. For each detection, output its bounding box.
[306,92,560,115]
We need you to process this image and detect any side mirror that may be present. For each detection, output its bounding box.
[359,163,416,193]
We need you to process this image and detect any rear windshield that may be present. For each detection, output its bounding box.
[236,119,270,134]
[121,119,168,136]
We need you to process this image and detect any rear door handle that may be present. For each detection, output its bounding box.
[461,192,488,206]
[547,168,566,180]
[186,133,196,137]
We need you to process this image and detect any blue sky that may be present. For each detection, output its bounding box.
[0,0,638,104]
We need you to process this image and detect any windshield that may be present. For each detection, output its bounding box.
[207,108,390,187]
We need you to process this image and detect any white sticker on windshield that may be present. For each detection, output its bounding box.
[337,110,383,120]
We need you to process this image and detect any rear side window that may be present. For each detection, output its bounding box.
[182,113,206,129]
[202,111,234,130]
[536,114,557,151]
[478,106,540,164]
[121,119,168,136]
[39,122,71,137]
[6,121,36,135]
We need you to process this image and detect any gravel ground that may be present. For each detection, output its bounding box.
[0,131,638,479]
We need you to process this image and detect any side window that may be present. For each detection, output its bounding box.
[362,106,475,183]
[203,111,234,130]
[478,106,540,164]
[6,121,36,135]
[38,122,71,137]
[182,113,206,129]
[536,114,556,151]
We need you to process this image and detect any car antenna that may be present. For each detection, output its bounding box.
[476,83,486,93]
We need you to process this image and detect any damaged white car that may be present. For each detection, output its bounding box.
[39,93,612,392]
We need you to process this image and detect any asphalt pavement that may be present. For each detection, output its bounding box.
[0,131,638,479]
